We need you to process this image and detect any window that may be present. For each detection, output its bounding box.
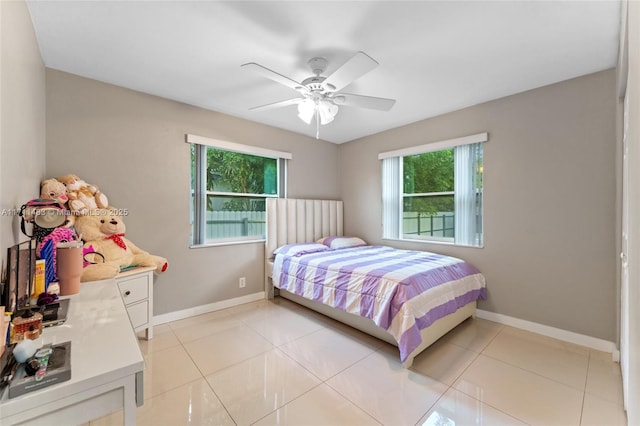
[380,133,486,247]
[187,134,291,246]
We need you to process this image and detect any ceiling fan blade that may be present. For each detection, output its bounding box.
[241,62,307,94]
[322,51,379,92]
[334,93,396,111]
[249,98,304,111]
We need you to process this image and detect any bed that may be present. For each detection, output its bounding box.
[264,198,486,367]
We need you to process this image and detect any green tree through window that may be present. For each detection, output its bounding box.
[190,140,286,245]
[206,149,277,211]
[403,149,455,215]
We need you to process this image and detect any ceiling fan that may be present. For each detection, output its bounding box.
[241,51,396,139]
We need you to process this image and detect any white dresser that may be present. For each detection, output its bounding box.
[115,266,155,340]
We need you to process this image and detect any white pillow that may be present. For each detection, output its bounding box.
[317,236,367,250]
[273,243,331,257]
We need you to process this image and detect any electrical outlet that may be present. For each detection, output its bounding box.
[239,277,246,288]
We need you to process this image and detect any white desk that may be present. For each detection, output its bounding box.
[0,278,144,425]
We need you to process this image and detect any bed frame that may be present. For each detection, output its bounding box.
[264,198,476,367]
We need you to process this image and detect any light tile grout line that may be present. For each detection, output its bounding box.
[147,302,465,424]
[447,323,600,425]
[174,299,383,425]
[578,351,592,426]
[138,299,611,426]
[243,311,386,424]
[439,323,534,426]
[173,327,239,425]
[140,326,240,425]
[409,318,504,426]
[243,302,393,424]
[133,302,341,425]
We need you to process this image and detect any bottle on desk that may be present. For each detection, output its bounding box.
[12,310,43,342]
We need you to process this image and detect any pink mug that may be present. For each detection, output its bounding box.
[56,241,83,295]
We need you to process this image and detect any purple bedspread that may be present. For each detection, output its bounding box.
[272,245,486,362]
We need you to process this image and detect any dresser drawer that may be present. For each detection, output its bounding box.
[115,267,154,340]
[117,275,149,305]
[126,300,149,329]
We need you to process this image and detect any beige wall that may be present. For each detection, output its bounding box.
[339,69,617,342]
[45,70,340,315]
[0,0,46,262]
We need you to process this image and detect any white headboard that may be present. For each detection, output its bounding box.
[265,198,344,260]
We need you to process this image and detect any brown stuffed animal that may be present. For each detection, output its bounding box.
[57,174,109,216]
[40,178,68,205]
[39,178,74,228]
[74,208,168,282]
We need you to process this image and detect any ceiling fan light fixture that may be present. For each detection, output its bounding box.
[245,51,395,138]
[318,100,338,125]
[297,99,315,124]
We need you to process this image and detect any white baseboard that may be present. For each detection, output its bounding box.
[476,309,620,361]
[153,291,265,325]
[151,297,620,362]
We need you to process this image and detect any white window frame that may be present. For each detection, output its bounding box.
[379,132,487,248]
[187,134,291,247]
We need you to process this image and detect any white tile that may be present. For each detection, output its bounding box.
[142,345,203,399]
[137,378,234,426]
[171,313,244,344]
[483,326,589,390]
[279,327,378,380]
[417,388,528,426]
[223,298,283,319]
[440,317,503,353]
[183,323,273,375]
[102,297,627,426]
[581,393,627,426]
[410,340,480,386]
[207,349,320,426]
[454,355,584,426]
[224,298,297,322]
[90,379,234,426]
[327,351,448,425]
[242,306,327,346]
[585,354,624,406]
[89,412,122,425]
[253,383,380,425]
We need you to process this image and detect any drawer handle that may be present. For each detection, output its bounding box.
[124,290,131,296]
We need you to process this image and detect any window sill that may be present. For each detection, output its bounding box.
[190,238,265,249]
[382,237,484,249]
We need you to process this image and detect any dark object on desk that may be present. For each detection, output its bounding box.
[15,299,69,328]
[24,358,40,376]
[36,292,58,306]
[8,341,71,398]
[2,240,37,314]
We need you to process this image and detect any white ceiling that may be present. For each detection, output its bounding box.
[27,1,622,144]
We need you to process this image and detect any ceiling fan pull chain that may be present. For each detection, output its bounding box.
[315,109,320,139]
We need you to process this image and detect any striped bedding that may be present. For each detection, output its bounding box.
[272,245,487,362]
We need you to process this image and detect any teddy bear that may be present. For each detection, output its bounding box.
[40,178,68,205]
[57,174,109,216]
[73,208,168,282]
[39,178,75,227]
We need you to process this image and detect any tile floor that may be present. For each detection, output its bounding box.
[90,297,628,426]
